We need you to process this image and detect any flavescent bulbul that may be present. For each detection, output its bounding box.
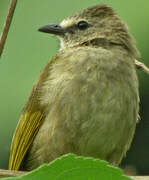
[9,4,140,171]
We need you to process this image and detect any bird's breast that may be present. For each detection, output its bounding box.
[26,48,139,169]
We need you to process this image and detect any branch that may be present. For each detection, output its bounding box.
[133,177,149,180]
[135,60,149,75]
[0,169,25,178]
[0,0,17,57]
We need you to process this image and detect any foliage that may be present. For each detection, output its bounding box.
[2,154,131,180]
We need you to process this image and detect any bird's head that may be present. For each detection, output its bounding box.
[38,4,139,57]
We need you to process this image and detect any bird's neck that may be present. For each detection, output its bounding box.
[80,38,124,49]
[60,37,139,58]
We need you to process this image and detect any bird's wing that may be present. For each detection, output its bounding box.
[9,56,58,170]
[9,110,44,170]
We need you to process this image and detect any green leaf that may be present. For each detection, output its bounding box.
[2,153,132,180]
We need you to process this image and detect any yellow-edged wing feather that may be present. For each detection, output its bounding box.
[9,56,59,170]
[9,111,44,170]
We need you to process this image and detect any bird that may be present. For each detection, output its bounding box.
[9,4,140,171]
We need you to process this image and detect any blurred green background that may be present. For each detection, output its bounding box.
[0,0,149,175]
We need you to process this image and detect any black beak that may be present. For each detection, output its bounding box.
[38,24,65,35]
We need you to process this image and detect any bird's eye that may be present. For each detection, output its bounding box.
[77,21,89,30]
